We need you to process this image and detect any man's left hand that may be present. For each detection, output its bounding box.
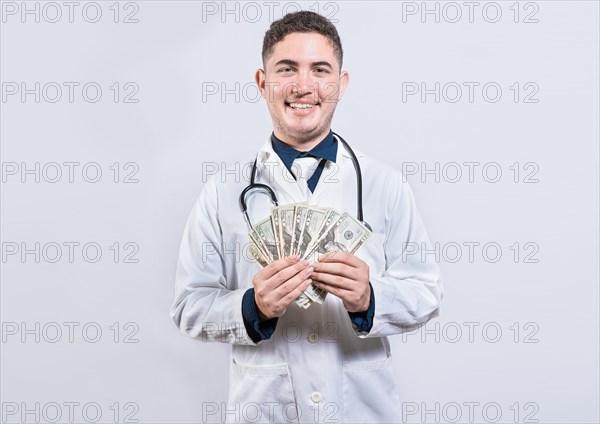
[311,252,371,313]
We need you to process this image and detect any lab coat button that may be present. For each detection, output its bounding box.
[308,332,318,343]
[310,391,322,403]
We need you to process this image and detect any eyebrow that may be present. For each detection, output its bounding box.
[274,59,334,69]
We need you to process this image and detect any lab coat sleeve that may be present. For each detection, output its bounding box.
[170,177,260,346]
[359,175,443,338]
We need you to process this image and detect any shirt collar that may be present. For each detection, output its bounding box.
[270,130,337,173]
[255,133,364,169]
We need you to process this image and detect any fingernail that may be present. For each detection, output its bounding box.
[300,260,309,266]
[305,266,314,275]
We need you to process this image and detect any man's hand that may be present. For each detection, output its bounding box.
[253,255,314,320]
[311,252,371,313]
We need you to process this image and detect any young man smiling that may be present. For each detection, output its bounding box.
[171,11,443,423]
[255,29,348,151]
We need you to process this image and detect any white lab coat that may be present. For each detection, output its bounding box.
[171,135,443,423]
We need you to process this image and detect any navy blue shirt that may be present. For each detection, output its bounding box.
[241,131,376,343]
[270,130,337,193]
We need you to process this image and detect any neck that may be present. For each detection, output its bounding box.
[273,129,331,152]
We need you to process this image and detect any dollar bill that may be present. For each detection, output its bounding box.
[298,207,335,304]
[290,204,308,256]
[294,292,313,309]
[248,242,269,268]
[279,205,295,257]
[249,228,272,262]
[302,284,328,305]
[255,216,280,261]
[302,208,340,260]
[302,212,372,303]
[297,206,328,259]
[271,207,282,259]
[305,212,371,263]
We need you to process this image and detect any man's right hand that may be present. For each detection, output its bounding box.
[252,255,314,320]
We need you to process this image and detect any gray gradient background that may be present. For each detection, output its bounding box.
[1,1,599,423]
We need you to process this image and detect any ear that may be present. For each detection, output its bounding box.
[337,70,349,100]
[255,68,266,98]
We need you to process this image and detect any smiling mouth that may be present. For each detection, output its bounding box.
[286,101,319,110]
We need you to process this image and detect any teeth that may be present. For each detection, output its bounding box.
[289,102,315,109]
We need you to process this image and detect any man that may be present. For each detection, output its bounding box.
[171,11,443,423]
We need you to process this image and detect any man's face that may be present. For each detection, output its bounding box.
[255,32,349,148]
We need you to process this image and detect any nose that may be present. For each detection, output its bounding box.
[291,68,315,98]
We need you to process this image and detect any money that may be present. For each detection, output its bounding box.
[290,204,308,256]
[302,212,371,304]
[295,293,313,309]
[295,206,327,260]
[279,205,295,257]
[248,204,372,309]
[303,209,340,258]
[304,212,370,263]
[249,228,271,262]
[271,207,283,259]
[248,243,269,268]
[255,216,280,261]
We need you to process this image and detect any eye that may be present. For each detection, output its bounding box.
[278,66,294,73]
[315,67,329,74]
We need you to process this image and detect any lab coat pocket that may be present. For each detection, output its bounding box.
[227,359,299,423]
[341,356,401,423]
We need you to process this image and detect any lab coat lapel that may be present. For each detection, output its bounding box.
[255,140,306,204]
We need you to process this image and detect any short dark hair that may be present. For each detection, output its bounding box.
[262,11,343,69]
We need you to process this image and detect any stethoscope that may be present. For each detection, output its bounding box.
[239,132,372,232]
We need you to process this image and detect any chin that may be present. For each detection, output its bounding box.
[288,121,323,134]
[291,129,325,143]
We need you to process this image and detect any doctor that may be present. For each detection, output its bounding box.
[171,11,443,424]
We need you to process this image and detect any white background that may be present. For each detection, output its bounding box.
[1,1,599,423]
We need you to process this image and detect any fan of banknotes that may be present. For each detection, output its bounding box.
[248,203,372,309]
